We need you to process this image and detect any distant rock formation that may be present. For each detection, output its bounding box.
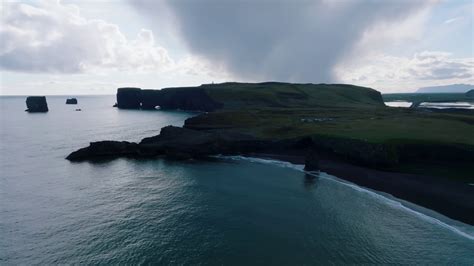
[25,96,48,112]
[115,87,223,112]
[416,84,474,93]
[66,98,78,104]
[467,89,474,98]
[116,88,142,109]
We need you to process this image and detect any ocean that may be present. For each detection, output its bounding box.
[1,96,473,264]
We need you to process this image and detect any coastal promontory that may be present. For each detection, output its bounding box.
[67,82,474,224]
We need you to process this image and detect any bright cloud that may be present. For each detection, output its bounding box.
[0,0,172,73]
[336,51,474,92]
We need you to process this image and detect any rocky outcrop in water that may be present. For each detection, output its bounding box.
[66,126,219,161]
[25,96,48,112]
[66,125,295,161]
[66,141,139,161]
[66,98,78,104]
[467,89,474,98]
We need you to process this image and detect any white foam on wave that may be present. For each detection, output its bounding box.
[218,155,305,171]
[214,155,474,241]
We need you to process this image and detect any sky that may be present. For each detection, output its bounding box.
[0,0,473,95]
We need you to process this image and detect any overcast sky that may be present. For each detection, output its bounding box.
[0,0,473,95]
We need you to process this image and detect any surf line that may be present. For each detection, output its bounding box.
[215,155,474,241]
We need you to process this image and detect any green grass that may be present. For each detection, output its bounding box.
[186,107,474,145]
[201,82,384,109]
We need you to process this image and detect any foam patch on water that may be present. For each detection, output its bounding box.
[218,155,305,171]
[214,155,474,241]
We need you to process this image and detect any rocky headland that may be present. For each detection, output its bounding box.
[67,82,474,224]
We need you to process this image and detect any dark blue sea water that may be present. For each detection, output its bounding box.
[1,96,473,264]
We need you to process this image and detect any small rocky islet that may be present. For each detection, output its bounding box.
[66,98,78,104]
[25,96,48,112]
[25,96,80,112]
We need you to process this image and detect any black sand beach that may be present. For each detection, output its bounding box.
[248,152,474,225]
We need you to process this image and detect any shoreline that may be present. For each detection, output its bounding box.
[224,154,474,240]
[243,152,474,226]
[66,129,474,226]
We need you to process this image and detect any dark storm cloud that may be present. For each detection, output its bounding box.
[131,0,429,82]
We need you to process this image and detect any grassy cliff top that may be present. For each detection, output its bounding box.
[159,82,473,146]
[163,82,385,109]
[185,107,474,146]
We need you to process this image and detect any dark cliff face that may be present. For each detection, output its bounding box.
[117,88,142,109]
[140,89,162,110]
[26,96,48,112]
[116,87,223,112]
[366,89,384,104]
[156,88,223,111]
[115,82,385,111]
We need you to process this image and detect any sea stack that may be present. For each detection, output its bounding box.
[304,149,320,171]
[116,87,142,109]
[66,98,78,104]
[25,96,48,112]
